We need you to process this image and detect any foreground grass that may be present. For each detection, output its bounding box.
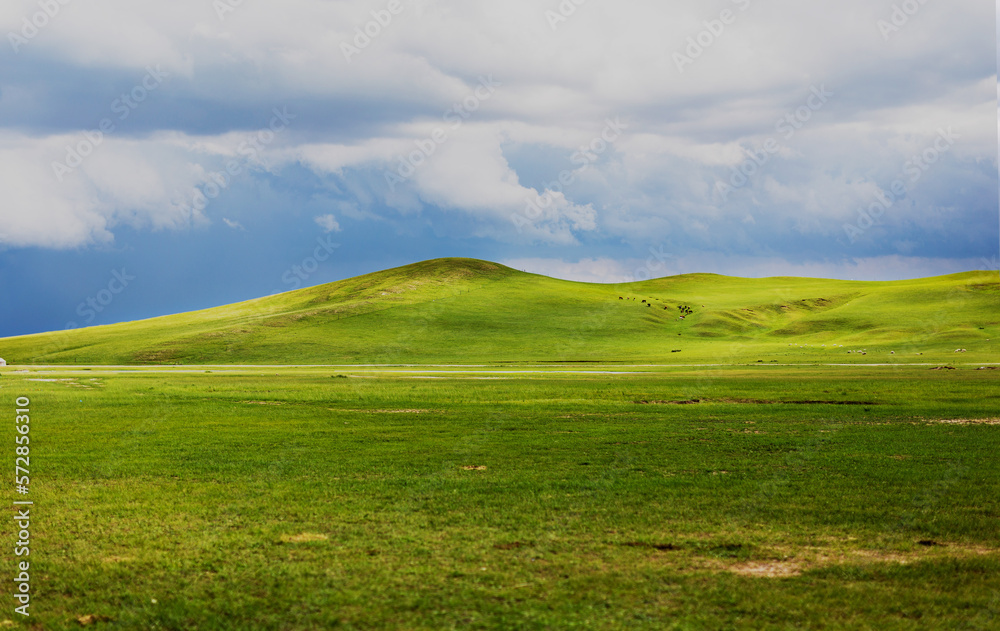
[2,365,998,629]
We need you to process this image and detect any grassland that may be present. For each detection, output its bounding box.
[2,364,999,629]
[1,260,997,628]
[1,259,997,366]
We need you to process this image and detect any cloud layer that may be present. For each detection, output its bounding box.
[0,0,995,277]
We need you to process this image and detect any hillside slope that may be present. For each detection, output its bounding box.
[2,258,998,365]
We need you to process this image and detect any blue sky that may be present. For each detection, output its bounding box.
[0,0,997,337]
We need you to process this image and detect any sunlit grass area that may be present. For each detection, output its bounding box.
[1,259,997,366]
[3,364,998,629]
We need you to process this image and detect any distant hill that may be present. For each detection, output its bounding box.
[2,258,997,365]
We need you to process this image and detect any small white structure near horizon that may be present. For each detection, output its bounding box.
[0,358,6,367]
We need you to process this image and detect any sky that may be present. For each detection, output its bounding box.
[0,0,997,337]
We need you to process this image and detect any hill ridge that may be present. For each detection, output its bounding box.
[1,259,997,365]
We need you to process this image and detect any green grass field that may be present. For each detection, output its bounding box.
[1,260,998,628]
[1,364,999,629]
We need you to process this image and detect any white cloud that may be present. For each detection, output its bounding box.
[314,214,341,233]
[290,122,599,244]
[223,218,245,230]
[0,131,208,249]
[0,0,992,268]
[5,1,990,131]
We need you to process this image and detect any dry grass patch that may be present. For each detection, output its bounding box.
[338,408,440,414]
[762,541,1000,571]
[77,614,113,626]
[931,418,1000,426]
[729,561,803,578]
[26,378,92,388]
[280,533,329,544]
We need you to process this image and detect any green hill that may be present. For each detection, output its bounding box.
[2,258,998,365]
